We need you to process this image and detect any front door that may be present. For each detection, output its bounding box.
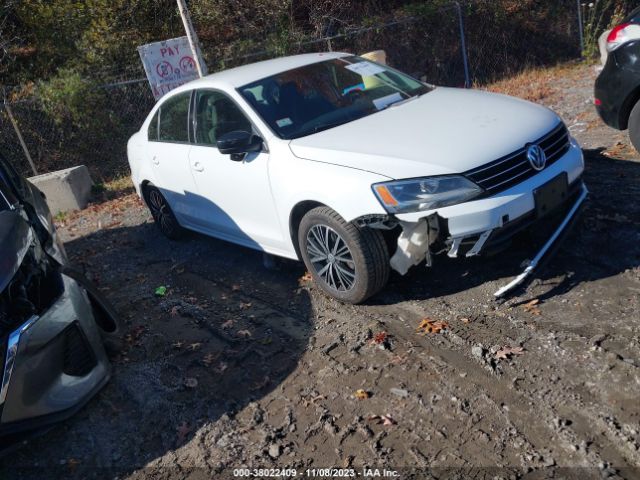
[188,89,284,251]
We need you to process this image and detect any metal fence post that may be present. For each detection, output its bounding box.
[576,0,585,55]
[2,96,38,176]
[454,1,471,88]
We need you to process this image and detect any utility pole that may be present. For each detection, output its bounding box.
[576,0,585,55]
[2,90,38,176]
[176,0,208,77]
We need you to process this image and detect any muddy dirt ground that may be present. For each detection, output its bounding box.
[2,63,639,479]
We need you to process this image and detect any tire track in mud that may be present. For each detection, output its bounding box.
[365,300,638,472]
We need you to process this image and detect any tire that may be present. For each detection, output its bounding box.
[143,185,185,240]
[629,100,640,154]
[62,267,123,356]
[298,207,389,304]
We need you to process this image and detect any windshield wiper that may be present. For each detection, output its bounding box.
[380,95,419,111]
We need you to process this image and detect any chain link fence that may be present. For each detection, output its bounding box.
[0,0,587,181]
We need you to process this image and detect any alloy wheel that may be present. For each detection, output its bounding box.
[306,224,356,291]
[148,189,178,235]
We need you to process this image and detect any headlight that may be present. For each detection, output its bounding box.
[372,176,483,214]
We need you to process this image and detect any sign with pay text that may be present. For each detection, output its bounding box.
[138,36,199,100]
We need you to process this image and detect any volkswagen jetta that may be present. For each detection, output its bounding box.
[128,52,587,303]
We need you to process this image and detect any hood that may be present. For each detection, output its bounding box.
[0,211,33,293]
[289,87,561,179]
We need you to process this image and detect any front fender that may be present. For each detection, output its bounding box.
[268,146,390,254]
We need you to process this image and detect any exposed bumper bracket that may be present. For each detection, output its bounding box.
[466,229,493,257]
[494,184,588,298]
[447,237,462,258]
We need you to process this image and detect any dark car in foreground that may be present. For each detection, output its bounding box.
[595,6,640,152]
[0,153,119,440]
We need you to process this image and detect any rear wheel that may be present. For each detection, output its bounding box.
[628,100,640,154]
[143,185,185,240]
[298,207,389,304]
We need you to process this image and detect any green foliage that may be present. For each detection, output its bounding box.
[37,69,103,127]
[581,0,632,58]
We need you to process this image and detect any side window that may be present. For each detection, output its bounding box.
[194,90,253,146]
[147,109,159,141]
[158,92,191,143]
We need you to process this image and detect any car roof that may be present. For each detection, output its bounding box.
[174,52,350,92]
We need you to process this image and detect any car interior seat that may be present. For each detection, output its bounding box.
[213,98,252,140]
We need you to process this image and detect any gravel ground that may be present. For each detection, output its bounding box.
[2,62,639,480]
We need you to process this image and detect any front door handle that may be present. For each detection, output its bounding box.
[152,155,159,166]
[193,161,204,172]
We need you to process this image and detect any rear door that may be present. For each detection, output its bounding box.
[146,91,200,225]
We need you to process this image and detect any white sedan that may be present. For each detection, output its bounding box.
[127,52,587,303]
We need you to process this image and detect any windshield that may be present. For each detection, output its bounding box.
[238,56,432,139]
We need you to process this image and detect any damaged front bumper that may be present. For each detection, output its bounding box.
[386,139,587,296]
[0,273,111,436]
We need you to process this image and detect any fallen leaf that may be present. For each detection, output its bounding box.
[354,389,370,400]
[187,342,202,351]
[202,353,216,367]
[416,318,448,335]
[231,284,241,291]
[154,286,167,297]
[184,377,198,389]
[495,346,525,360]
[298,271,313,285]
[371,331,388,345]
[250,375,271,391]
[237,329,252,338]
[522,299,541,315]
[391,354,408,365]
[368,414,397,426]
[215,362,228,373]
[239,302,252,310]
[176,421,192,444]
[221,319,235,329]
[67,458,81,472]
[172,341,184,349]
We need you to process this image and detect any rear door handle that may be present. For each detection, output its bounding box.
[152,156,159,166]
[193,161,204,172]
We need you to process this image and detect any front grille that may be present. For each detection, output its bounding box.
[465,123,570,195]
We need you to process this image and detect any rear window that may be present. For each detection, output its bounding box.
[158,92,191,143]
[147,110,159,141]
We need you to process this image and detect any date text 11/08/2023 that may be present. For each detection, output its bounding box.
[233,468,400,477]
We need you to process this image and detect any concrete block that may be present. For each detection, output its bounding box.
[28,165,93,214]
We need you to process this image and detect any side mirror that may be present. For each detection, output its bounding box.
[217,130,263,158]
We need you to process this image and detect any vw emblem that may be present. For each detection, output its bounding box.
[527,144,547,171]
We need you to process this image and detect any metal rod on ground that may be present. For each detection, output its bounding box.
[454,1,471,88]
[176,0,208,77]
[577,0,585,55]
[3,98,38,176]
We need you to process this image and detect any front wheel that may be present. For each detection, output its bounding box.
[298,207,389,304]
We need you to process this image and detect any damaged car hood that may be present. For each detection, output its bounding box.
[288,87,561,179]
[0,211,33,293]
